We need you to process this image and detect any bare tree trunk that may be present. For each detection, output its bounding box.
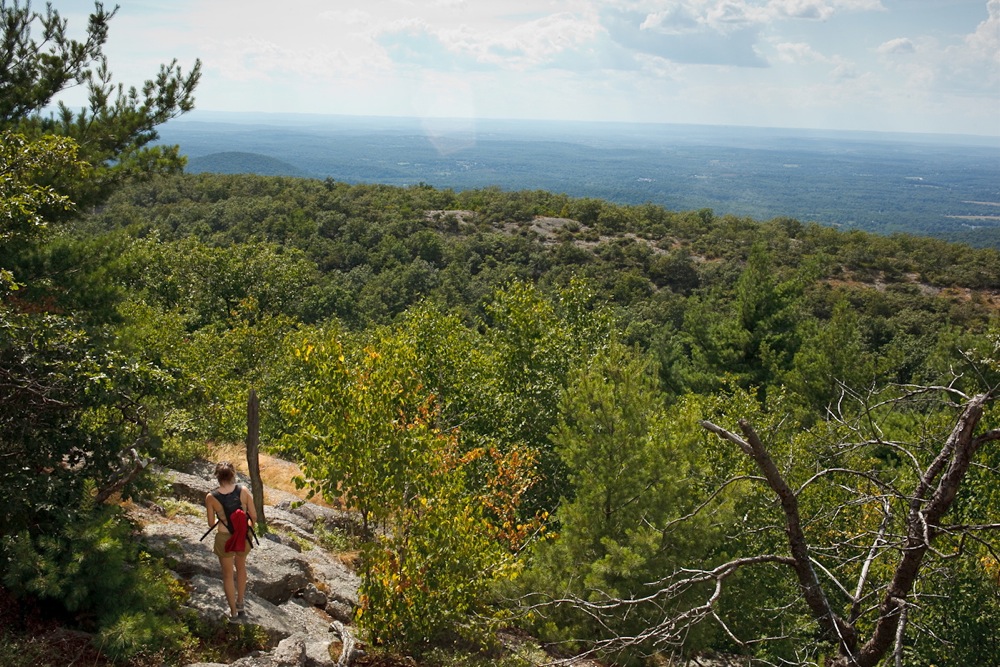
[94,445,153,504]
[531,388,1000,666]
[246,388,266,532]
[701,419,858,656]
[331,620,361,666]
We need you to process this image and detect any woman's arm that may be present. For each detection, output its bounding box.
[205,492,218,528]
[242,486,258,525]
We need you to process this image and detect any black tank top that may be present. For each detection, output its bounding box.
[212,485,242,531]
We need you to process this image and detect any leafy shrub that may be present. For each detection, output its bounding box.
[0,505,195,663]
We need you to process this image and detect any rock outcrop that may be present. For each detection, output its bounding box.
[141,461,359,667]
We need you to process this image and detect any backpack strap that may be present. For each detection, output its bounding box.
[210,490,229,532]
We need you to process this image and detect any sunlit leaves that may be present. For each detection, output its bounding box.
[0,131,86,248]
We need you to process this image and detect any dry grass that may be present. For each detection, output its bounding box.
[204,443,335,507]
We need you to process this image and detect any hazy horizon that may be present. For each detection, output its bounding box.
[166,110,1000,148]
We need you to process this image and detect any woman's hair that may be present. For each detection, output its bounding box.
[215,461,236,484]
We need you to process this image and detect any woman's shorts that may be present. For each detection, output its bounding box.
[213,531,252,558]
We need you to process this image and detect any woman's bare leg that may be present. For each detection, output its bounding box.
[235,550,249,610]
[219,555,237,616]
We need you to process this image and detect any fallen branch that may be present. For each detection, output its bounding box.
[331,620,362,667]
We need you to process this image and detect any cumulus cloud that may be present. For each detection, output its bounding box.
[209,37,376,82]
[771,0,837,21]
[630,0,885,34]
[877,37,916,55]
[830,61,860,80]
[965,0,1000,66]
[368,0,894,72]
[598,0,887,68]
[774,41,829,63]
[377,11,603,71]
[606,8,768,67]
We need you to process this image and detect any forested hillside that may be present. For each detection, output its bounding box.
[14,170,1000,664]
[4,4,1000,665]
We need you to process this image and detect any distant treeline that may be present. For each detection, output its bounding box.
[157,121,1000,247]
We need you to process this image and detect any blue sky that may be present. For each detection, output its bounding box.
[57,0,1000,136]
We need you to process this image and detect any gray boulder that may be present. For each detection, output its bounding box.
[304,639,337,667]
[184,575,330,645]
[150,462,360,667]
[298,583,327,608]
[143,518,219,579]
[232,633,305,667]
[299,549,359,609]
[267,506,316,537]
[163,461,259,504]
[143,512,313,605]
[246,538,313,604]
[162,467,217,505]
[274,500,363,536]
[214,632,335,667]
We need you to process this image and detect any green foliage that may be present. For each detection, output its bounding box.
[359,436,513,654]
[281,323,436,531]
[522,344,722,657]
[1,505,195,662]
[0,1,201,660]
[5,56,1000,661]
[281,303,552,655]
[0,305,167,535]
[417,646,534,667]
[1,1,200,211]
[0,131,86,248]
[904,555,1000,666]
[185,615,269,663]
[784,297,881,420]
[120,237,321,328]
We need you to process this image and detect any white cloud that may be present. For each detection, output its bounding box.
[830,61,859,80]
[770,0,837,21]
[601,0,889,68]
[877,37,916,55]
[934,0,1000,94]
[634,0,885,34]
[78,0,999,135]
[774,41,830,63]
[319,9,373,27]
[965,0,1000,66]
[376,9,603,70]
[209,38,376,82]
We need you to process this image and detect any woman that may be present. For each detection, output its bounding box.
[205,461,257,620]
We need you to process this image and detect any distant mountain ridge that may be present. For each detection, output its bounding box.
[186,151,308,178]
[158,114,1000,248]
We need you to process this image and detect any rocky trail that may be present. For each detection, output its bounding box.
[140,459,363,667]
[140,459,727,667]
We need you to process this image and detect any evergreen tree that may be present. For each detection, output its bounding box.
[1,0,201,214]
[523,343,719,659]
[0,2,200,656]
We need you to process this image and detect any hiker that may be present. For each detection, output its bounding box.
[205,461,258,620]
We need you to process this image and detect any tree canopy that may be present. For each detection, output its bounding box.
[3,5,1000,663]
[1,2,201,662]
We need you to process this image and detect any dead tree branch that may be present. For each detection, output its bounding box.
[700,419,859,658]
